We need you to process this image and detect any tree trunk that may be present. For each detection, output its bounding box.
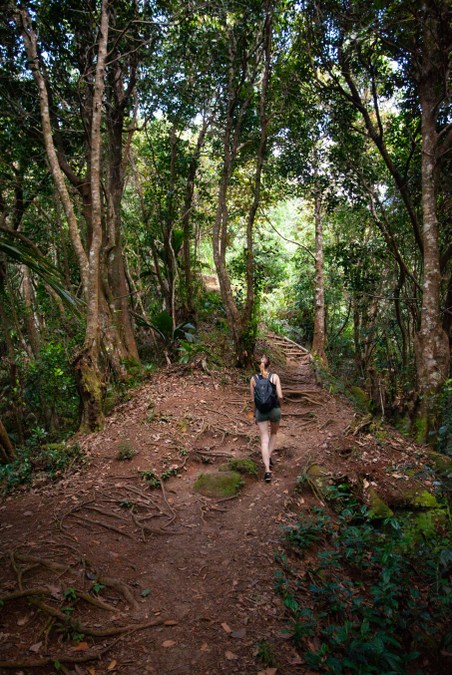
[0,418,15,464]
[181,116,210,318]
[311,194,328,366]
[212,8,272,368]
[413,6,450,440]
[75,0,110,432]
[21,266,40,358]
[105,60,139,363]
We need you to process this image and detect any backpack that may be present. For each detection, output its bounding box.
[254,373,278,413]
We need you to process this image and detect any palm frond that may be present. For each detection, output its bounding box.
[0,236,81,313]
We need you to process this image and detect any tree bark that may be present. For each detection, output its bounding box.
[311,193,328,366]
[76,0,110,432]
[413,4,450,439]
[21,266,40,358]
[0,418,15,464]
[181,115,210,318]
[105,59,139,362]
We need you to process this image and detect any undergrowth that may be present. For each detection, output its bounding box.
[0,442,85,494]
[276,497,452,673]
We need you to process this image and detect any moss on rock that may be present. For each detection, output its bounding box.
[427,450,452,474]
[394,487,440,510]
[227,458,258,477]
[194,471,242,498]
[349,386,371,411]
[368,488,393,519]
[410,489,439,509]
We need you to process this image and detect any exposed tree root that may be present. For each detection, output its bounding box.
[344,414,373,436]
[318,418,335,430]
[284,411,316,418]
[194,449,233,459]
[284,390,324,405]
[72,513,134,539]
[202,406,240,425]
[11,552,140,611]
[0,617,165,669]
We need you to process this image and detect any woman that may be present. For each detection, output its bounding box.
[250,355,283,482]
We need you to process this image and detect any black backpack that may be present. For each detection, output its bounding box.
[254,373,278,413]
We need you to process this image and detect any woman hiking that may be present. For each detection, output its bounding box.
[250,355,283,483]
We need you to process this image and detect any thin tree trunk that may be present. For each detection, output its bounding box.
[105,60,139,362]
[181,116,210,318]
[0,418,15,464]
[21,266,40,358]
[17,11,89,293]
[413,6,450,439]
[212,8,272,367]
[74,0,110,432]
[311,194,328,366]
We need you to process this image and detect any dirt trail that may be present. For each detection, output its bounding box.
[0,340,426,674]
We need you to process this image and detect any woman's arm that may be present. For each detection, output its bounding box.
[274,374,283,402]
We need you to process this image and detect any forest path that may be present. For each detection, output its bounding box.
[0,340,422,674]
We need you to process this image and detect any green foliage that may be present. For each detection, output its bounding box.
[140,464,180,489]
[25,341,79,434]
[91,582,106,595]
[116,441,137,461]
[257,639,278,667]
[438,379,452,456]
[0,234,79,310]
[63,587,77,601]
[0,442,84,494]
[140,469,162,489]
[177,340,215,366]
[276,502,452,672]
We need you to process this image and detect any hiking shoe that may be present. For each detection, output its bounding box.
[264,472,272,483]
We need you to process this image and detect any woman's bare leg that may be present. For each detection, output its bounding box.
[269,420,280,460]
[257,421,271,473]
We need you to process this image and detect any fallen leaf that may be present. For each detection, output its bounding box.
[107,660,117,671]
[231,628,246,639]
[200,642,209,652]
[72,642,89,652]
[225,650,238,660]
[162,640,176,648]
[164,619,178,626]
[221,622,232,634]
[87,668,96,675]
[258,669,278,675]
[29,642,43,653]
[17,616,30,626]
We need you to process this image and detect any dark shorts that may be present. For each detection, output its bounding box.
[255,407,281,423]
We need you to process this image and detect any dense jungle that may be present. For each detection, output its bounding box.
[0,1,451,673]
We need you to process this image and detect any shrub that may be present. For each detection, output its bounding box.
[276,503,452,672]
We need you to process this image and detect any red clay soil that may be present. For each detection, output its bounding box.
[0,356,434,674]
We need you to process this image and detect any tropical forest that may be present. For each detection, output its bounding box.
[0,1,451,673]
